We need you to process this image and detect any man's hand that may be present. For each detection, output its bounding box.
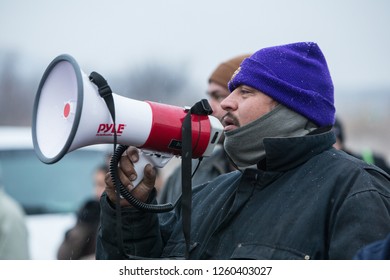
[105,146,156,207]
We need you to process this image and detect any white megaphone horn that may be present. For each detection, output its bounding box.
[32,54,223,188]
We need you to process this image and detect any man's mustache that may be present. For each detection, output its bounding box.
[221,112,240,127]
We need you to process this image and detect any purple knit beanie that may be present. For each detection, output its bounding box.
[228,42,335,127]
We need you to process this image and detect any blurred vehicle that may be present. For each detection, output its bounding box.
[0,126,109,259]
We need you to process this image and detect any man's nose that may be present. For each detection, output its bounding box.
[220,94,236,111]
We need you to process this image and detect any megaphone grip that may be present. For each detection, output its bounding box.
[110,145,175,213]
[130,152,150,187]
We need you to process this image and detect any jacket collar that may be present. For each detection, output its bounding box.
[258,128,336,172]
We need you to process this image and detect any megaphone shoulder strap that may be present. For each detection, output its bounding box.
[89,71,126,256]
[89,71,116,123]
[181,99,213,259]
[89,71,118,155]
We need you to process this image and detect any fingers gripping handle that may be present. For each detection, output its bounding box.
[131,149,173,187]
[111,145,176,212]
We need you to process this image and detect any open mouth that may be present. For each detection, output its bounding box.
[222,114,239,131]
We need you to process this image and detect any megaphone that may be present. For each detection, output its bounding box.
[32,54,223,186]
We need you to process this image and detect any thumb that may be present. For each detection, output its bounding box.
[142,164,157,189]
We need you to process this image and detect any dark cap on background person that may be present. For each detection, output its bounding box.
[332,117,344,143]
[209,54,251,89]
[228,42,335,127]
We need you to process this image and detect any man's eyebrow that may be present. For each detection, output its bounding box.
[240,85,255,91]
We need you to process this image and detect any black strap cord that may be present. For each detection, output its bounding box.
[89,71,126,257]
[181,99,212,259]
[89,72,116,145]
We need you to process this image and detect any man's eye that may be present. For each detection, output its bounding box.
[240,87,255,95]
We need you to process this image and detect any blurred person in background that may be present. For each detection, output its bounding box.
[332,117,390,174]
[158,53,250,204]
[0,168,30,259]
[57,164,108,260]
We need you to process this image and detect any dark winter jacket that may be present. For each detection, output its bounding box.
[96,130,390,260]
[157,145,233,204]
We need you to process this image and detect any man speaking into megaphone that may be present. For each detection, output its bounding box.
[32,53,225,255]
[97,42,390,260]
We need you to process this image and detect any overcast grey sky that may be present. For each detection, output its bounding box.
[1,0,390,93]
